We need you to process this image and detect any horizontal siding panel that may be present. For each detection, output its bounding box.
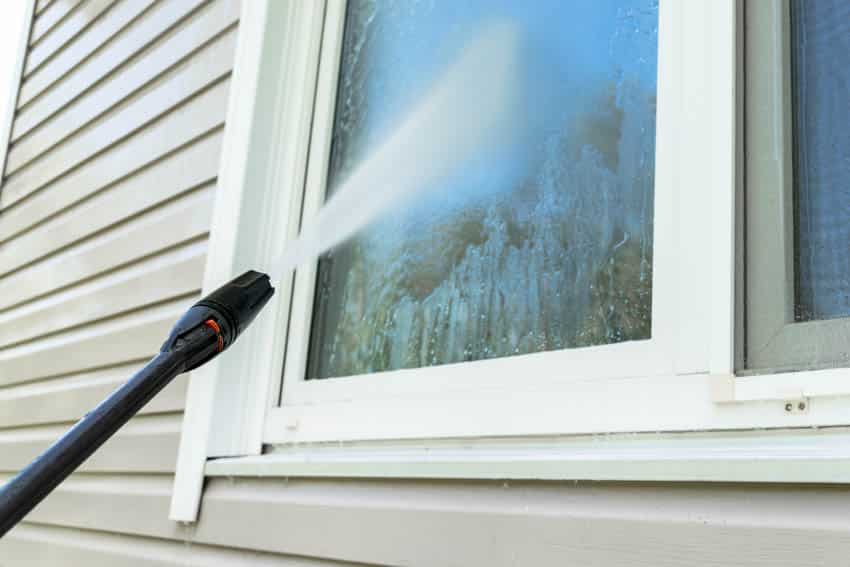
[14,0,239,142]
[7,473,178,527]
[6,477,850,566]
[25,0,116,76]
[5,473,179,538]
[0,297,194,387]
[30,0,84,45]
[18,0,203,111]
[0,243,205,348]
[182,479,850,566]
[36,0,56,16]
[1,524,357,567]
[0,131,221,278]
[0,80,227,240]
[0,414,182,473]
[0,191,213,312]
[5,42,233,199]
[0,365,187,428]
[20,0,157,107]
[7,25,236,176]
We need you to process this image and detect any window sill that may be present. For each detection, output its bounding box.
[206,427,850,483]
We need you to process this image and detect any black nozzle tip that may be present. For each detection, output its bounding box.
[196,270,275,349]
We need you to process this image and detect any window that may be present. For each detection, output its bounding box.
[277,0,673,441]
[744,0,850,373]
[171,0,850,524]
[302,0,658,380]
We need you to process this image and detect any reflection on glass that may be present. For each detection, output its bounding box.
[793,0,850,322]
[307,0,658,379]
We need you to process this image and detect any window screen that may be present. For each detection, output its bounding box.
[792,0,850,322]
[744,0,850,372]
[307,0,659,379]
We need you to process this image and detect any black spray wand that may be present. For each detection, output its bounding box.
[0,270,274,538]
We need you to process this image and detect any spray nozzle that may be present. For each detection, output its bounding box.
[161,270,275,370]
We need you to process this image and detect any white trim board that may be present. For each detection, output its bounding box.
[263,371,850,445]
[170,0,321,522]
[0,0,35,185]
[207,427,850,484]
[169,0,269,522]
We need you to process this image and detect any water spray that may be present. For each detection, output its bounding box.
[274,20,520,281]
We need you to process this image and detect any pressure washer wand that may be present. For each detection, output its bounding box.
[0,270,274,538]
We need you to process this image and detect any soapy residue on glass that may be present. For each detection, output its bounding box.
[286,0,659,379]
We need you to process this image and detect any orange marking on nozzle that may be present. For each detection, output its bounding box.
[204,319,224,352]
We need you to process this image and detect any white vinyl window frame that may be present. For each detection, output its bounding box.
[273,0,676,444]
[170,0,850,523]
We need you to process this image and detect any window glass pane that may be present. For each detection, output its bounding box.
[793,0,850,322]
[307,0,659,379]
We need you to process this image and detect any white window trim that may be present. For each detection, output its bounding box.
[170,0,850,523]
[206,427,850,484]
[273,0,676,444]
[0,0,35,185]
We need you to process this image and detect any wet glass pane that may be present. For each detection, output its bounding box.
[307,0,658,379]
[793,0,850,321]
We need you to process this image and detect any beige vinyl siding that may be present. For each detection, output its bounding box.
[19,0,160,109]
[4,475,850,566]
[29,0,85,46]
[36,0,58,17]
[0,363,187,428]
[2,524,357,567]
[2,526,355,567]
[24,0,116,76]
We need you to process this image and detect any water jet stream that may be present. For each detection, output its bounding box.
[273,20,521,283]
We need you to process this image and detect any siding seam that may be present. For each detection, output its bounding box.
[12,2,227,144]
[0,124,223,244]
[14,20,236,161]
[24,0,118,78]
[19,0,160,110]
[0,178,215,279]
[2,73,230,211]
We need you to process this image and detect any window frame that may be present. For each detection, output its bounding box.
[170,0,850,524]
[274,0,680,444]
[743,0,850,374]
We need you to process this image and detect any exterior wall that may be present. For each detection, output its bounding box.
[0,0,328,564]
[1,2,850,567]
